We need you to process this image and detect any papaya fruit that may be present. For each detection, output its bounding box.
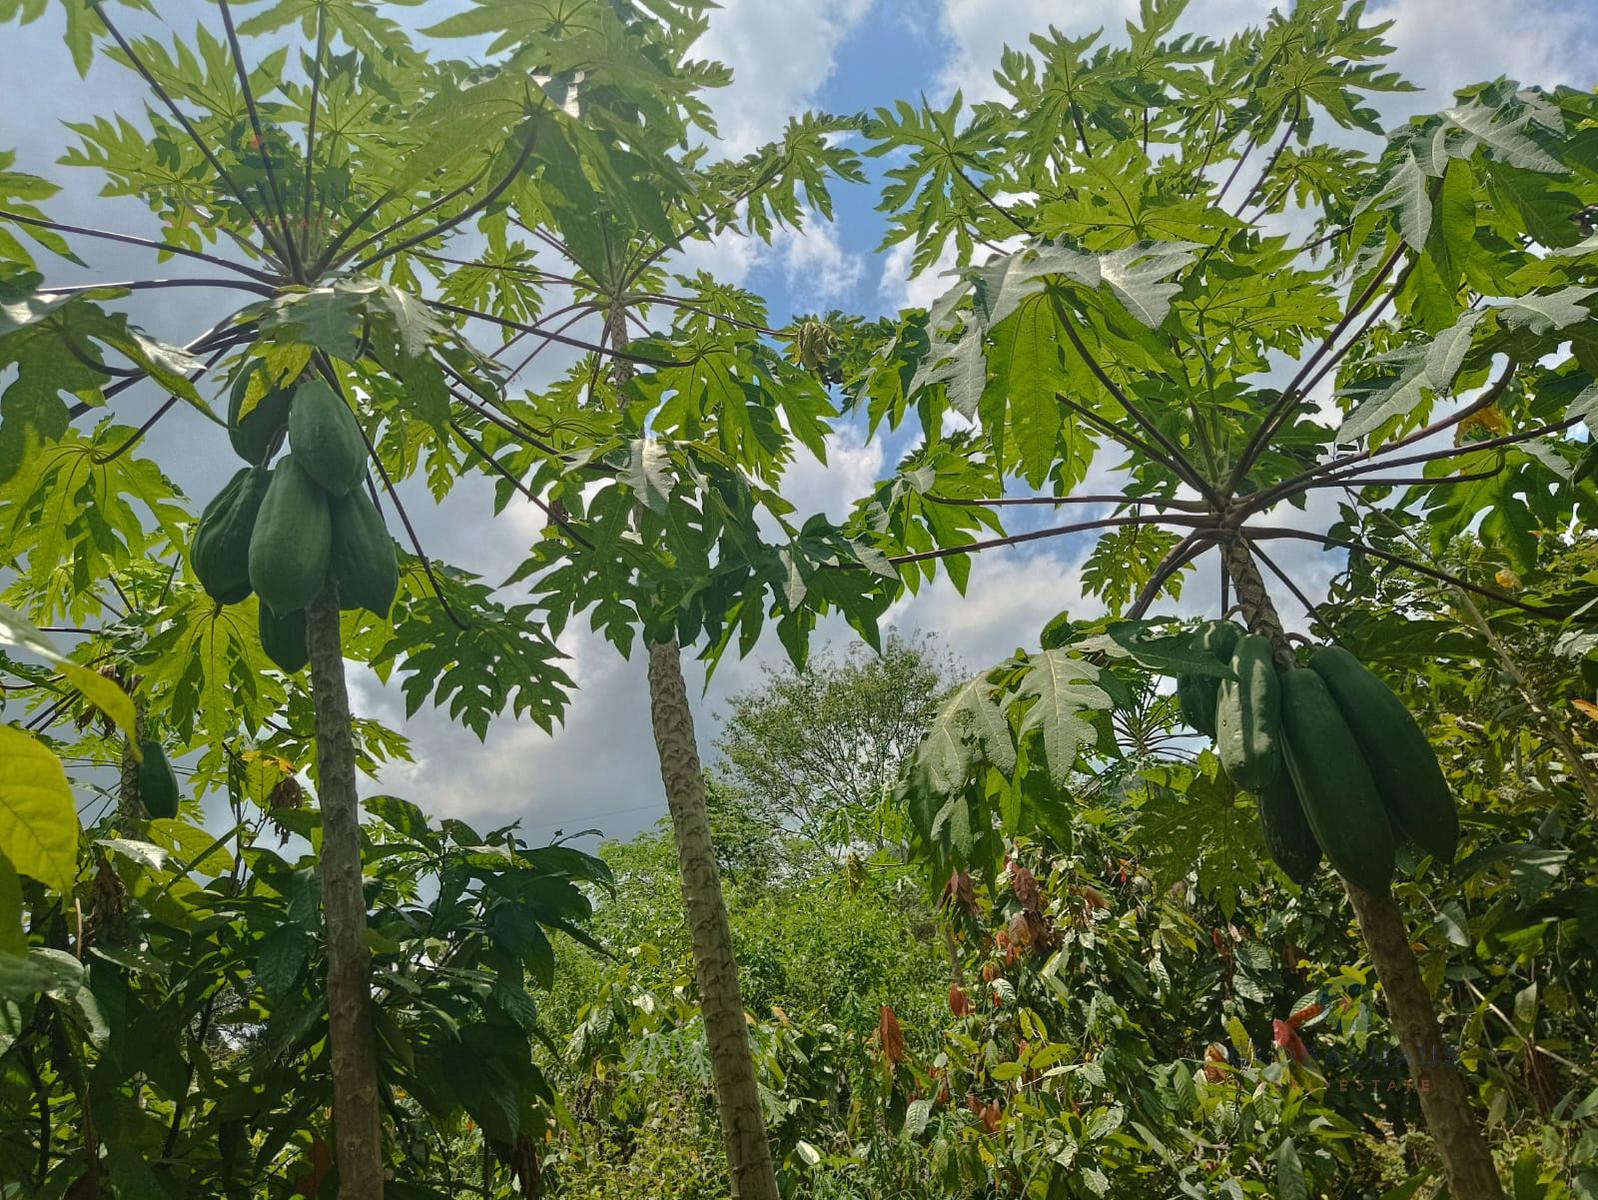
[287,378,367,495]
[1176,620,1242,737]
[191,466,271,605]
[227,364,293,465]
[137,739,180,820]
[259,604,309,674]
[1216,634,1283,790]
[1255,772,1321,886]
[1279,667,1395,894]
[248,455,332,616]
[1309,645,1459,863]
[330,487,399,618]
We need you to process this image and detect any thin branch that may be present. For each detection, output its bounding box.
[316,172,482,275]
[1232,100,1300,222]
[65,322,255,420]
[36,277,275,298]
[620,149,795,291]
[217,0,304,280]
[1247,538,1319,617]
[0,210,278,284]
[1227,243,1408,492]
[1253,359,1518,508]
[301,4,328,259]
[95,8,287,268]
[427,299,693,369]
[1307,464,1506,491]
[94,340,236,464]
[926,491,1211,513]
[1240,526,1589,621]
[352,106,546,273]
[449,419,592,548]
[1213,133,1258,206]
[951,159,1031,235]
[1056,393,1212,499]
[1257,414,1579,510]
[628,292,778,336]
[885,513,1213,566]
[1127,531,1217,619]
[1052,298,1218,502]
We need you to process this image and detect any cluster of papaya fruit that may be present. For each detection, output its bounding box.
[1178,621,1459,893]
[190,366,399,673]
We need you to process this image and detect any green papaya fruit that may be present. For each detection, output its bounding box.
[248,455,332,616]
[1255,772,1321,886]
[330,487,399,618]
[191,466,270,605]
[258,604,309,674]
[1216,634,1283,790]
[287,378,367,495]
[1176,620,1243,738]
[137,739,180,820]
[1279,667,1395,894]
[1309,645,1459,863]
[227,364,294,466]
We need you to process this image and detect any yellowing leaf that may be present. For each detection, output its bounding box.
[1495,569,1522,591]
[0,724,79,893]
[1457,405,1510,445]
[1571,699,1598,723]
[0,604,139,751]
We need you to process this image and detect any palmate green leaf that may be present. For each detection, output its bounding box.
[1,432,189,622]
[625,437,673,514]
[1496,286,1597,335]
[369,563,573,740]
[1372,153,1431,250]
[138,593,287,750]
[981,292,1067,484]
[1441,100,1563,175]
[911,674,1015,795]
[1015,649,1111,785]
[1338,309,1483,442]
[908,324,987,420]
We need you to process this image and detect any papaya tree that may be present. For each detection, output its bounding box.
[0,1,751,1194]
[836,1,1598,1194]
[381,10,896,1194]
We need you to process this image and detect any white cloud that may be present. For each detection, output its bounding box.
[933,0,1596,112]
[878,239,961,312]
[1378,0,1596,114]
[696,0,877,157]
[773,214,865,308]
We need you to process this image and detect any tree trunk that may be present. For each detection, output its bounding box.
[305,591,384,1200]
[116,697,145,836]
[1224,539,1502,1199]
[646,639,779,1200]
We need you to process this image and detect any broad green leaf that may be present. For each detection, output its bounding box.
[1338,310,1483,441]
[1277,1138,1309,1200]
[0,724,77,893]
[1015,650,1110,784]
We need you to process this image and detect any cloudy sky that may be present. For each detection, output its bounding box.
[6,0,1596,845]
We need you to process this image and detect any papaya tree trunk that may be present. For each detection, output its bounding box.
[305,591,384,1200]
[1223,539,1502,1199]
[646,639,779,1200]
[606,298,778,1199]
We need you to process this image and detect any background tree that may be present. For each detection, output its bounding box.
[714,632,957,859]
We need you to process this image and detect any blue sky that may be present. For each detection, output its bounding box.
[5,0,1597,844]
